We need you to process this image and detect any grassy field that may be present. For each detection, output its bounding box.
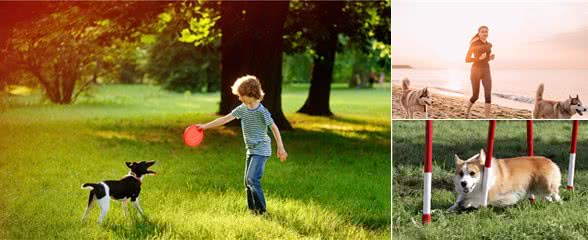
[393,120,588,239]
[0,83,390,239]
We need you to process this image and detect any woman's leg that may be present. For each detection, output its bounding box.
[245,154,269,212]
[470,67,481,103]
[466,67,481,118]
[482,68,492,104]
[482,68,492,118]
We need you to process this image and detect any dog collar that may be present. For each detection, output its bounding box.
[129,173,142,184]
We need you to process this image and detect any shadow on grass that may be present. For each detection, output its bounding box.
[331,115,391,128]
[106,217,173,239]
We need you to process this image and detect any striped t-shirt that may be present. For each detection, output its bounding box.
[231,103,274,156]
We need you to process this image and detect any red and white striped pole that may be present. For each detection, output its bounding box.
[481,120,496,207]
[422,120,433,224]
[527,120,534,156]
[526,120,536,203]
[567,120,579,191]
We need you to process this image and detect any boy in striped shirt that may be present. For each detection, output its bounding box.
[196,75,288,215]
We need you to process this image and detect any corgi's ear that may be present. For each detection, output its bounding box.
[570,95,573,99]
[454,154,464,165]
[576,94,579,99]
[126,162,133,168]
[479,149,486,164]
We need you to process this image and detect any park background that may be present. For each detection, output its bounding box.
[0,1,391,239]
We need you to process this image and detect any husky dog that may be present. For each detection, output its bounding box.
[81,161,156,224]
[401,78,433,119]
[448,149,561,212]
[534,83,586,119]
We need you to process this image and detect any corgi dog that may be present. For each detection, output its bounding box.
[401,78,432,119]
[534,83,586,119]
[448,149,561,212]
[81,161,156,224]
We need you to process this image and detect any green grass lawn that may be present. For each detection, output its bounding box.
[0,83,390,239]
[393,120,588,239]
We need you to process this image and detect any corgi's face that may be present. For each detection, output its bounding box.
[569,95,585,116]
[126,161,156,178]
[418,88,433,106]
[454,150,486,194]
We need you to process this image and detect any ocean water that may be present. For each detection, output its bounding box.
[392,68,588,118]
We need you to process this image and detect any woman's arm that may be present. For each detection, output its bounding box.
[270,123,287,162]
[465,45,477,63]
[465,44,488,63]
[198,113,235,130]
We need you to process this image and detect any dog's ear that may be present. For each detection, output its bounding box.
[479,149,486,164]
[454,154,464,165]
[570,95,573,99]
[576,94,579,99]
[126,162,134,168]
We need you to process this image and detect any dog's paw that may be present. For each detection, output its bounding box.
[447,204,460,213]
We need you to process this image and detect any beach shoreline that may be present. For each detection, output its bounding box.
[392,84,532,119]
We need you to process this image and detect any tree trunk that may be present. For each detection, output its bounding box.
[220,1,292,129]
[297,23,338,116]
[297,2,342,116]
[219,1,245,117]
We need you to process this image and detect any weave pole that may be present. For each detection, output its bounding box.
[526,120,536,203]
[422,120,433,224]
[567,120,579,191]
[481,120,496,207]
[527,120,534,156]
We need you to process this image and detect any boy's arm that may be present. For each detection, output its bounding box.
[270,123,287,162]
[198,113,235,130]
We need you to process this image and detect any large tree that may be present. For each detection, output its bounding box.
[219,1,292,129]
[0,2,169,103]
[285,0,391,116]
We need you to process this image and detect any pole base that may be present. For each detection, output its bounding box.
[422,214,431,225]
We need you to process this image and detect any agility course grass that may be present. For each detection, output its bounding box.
[0,84,390,239]
[393,120,588,239]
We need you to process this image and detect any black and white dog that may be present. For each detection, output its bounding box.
[81,161,156,224]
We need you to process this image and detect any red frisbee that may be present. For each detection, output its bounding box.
[183,125,204,147]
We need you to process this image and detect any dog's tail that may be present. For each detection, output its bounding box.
[536,83,544,102]
[402,78,410,91]
[81,183,99,190]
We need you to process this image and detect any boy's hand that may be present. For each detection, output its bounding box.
[277,147,288,162]
[195,124,205,130]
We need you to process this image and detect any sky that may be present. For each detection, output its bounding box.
[392,0,588,69]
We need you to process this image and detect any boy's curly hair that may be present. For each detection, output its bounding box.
[231,75,265,100]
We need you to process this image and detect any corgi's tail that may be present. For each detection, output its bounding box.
[81,183,99,190]
[402,78,410,90]
[536,83,544,102]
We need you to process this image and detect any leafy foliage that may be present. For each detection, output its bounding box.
[4,7,111,103]
[1,2,169,103]
[145,2,221,93]
[284,0,391,83]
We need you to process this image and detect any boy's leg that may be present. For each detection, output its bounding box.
[245,154,268,212]
[244,155,255,210]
